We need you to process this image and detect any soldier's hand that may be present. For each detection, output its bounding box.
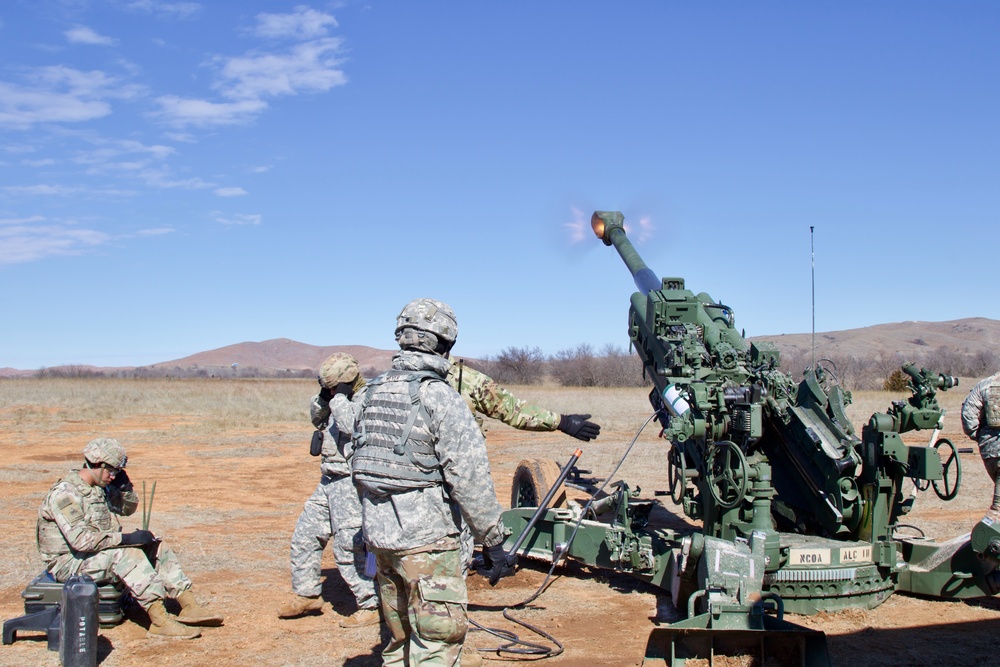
[478,544,517,586]
[558,414,601,441]
[318,377,333,402]
[109,469,133,491]
[120,529,156,546]
[334,381,356,400]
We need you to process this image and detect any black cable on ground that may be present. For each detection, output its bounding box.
[472,412,660,660]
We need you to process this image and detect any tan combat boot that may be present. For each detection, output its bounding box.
[337,607,381,628]
[277,594,324,619]
[175,589,225,626]
[146,599,201,639]
[460,649,483,667]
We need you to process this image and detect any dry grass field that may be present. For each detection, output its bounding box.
[1,377,999,666]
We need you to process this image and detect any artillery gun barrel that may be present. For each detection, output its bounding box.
[591,211,661,295]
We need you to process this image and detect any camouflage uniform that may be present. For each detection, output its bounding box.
[330,359,578,571]
[962,371,1000,510]
[37,470,192,609]
[351,349,507,667]
[286,394,376,609]
[446,359,561,432]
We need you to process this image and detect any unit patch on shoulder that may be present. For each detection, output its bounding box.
[55,496,85,523]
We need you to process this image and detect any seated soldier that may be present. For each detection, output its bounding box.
[36,437,223,639]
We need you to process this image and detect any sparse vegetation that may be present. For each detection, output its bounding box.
[14,335,1000,392]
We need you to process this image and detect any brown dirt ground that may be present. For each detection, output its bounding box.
[2,400,999,667]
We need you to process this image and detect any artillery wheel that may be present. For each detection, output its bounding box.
[706,441,748,509]
[932,438,961,501]
[510,458,568,509]
[667,445,686,505]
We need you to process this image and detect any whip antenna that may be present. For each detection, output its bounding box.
[810,226,816,367]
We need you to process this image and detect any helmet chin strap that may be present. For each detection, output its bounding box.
[83,459,108,487]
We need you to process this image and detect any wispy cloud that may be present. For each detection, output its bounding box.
[153,95,268,127]
[1,183,138,197]
[216,38,347,100]
[137,166,214,189]
[250,6,338,40]
[153,7,346,128]
[65,26,116,46]
[0,219,112,264]
[213,212,261,226]
[0,66,142,129]
[214,187,247,197]
[125,0,202,19]
[0,215,46,226]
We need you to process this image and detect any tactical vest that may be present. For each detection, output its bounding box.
[986,375,1000,429]
[37,476,117,557]
[352,370,446,495]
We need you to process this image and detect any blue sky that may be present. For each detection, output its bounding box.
[2,1,998,369]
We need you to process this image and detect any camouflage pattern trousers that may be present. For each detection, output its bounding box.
[47,540,191,610]
[375,546,468,667]
[290,473,377,609]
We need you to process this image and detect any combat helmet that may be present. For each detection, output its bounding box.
[395,298,458,355]
[83,437,128,469]
[319,353,361,389]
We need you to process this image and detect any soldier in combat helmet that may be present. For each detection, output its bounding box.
[326,298,516,666]
[962,371,1000,515]
[277,352,380,628]
[36,437,223,639]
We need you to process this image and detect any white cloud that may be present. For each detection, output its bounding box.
[213,212,261,226]
[153,12,347,129]
[135,227,175,236]
[214,187,247,197]
[138,166,214,189]
[0,215,46,226]
[153,94,268,127]
[1,183,137,197]
[250,165,271,173]
[163,131,197,143]
[126,0,202,19]
[217,38,347,100]
[23,158,58,167]
[2,184,85,196]
[251,6,338,40]
[0,222,111,264]
[0,66,142,129]
[65,26,116,46]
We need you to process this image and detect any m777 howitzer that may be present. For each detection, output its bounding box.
[499,211,1000,666]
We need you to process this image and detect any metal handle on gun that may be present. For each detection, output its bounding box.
[505,449,583,564]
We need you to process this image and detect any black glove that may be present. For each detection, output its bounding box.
[334,381,355,400]
[558,414,601,441]
[108,469,133,491]
[477,544,517,586]
[120,530,156,546]
[318,377,333,402]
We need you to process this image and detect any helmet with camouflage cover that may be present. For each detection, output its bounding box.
[319,353,361,389]
[395,298,458,354]
[83,437,128,469]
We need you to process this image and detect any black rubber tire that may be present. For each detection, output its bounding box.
[510,458,568,509]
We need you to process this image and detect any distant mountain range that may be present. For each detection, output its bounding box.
[4,318,999,378]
